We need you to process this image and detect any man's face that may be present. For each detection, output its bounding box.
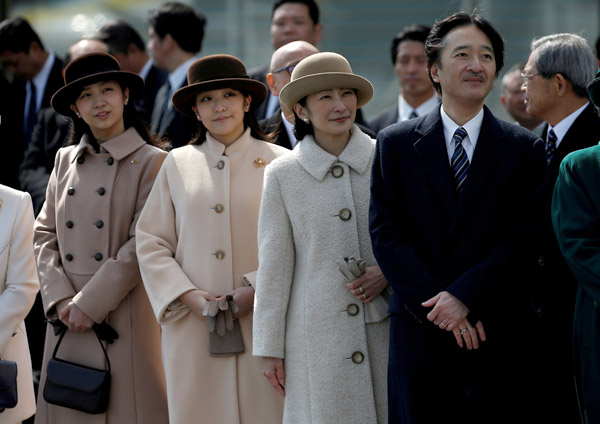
[430,25,496,106]
[501,71,535,123]
[147,27,167,69]
[394,40,433,99]
[0,48,37,79]
[270,3,321,50]
[521,53,553,120]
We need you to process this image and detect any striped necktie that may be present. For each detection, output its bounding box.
[451,127,470,194]
[546,128,557,164]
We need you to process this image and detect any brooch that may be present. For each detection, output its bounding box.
[130,158,139,164]
[254,157,267,168]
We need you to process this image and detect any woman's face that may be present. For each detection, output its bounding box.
[70,80,128,142]
[192,88,251,146]
[295,87,357,141]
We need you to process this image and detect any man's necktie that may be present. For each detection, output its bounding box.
[546,128,557,164]
[409,110,418,119]
[451,127,470,194]
[24,81,37,144]
[151,80,171,135]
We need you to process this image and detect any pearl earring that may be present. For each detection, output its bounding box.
[303,118,310,124]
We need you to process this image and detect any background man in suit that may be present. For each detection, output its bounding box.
[369,12,547,423]
[250,0,322,122]
[0,17,64,189]
[147,1,206,148]
[95,20,167,124]
[499,62,543,134]
[260,40,319,149]
[368,24,438,134]
[521,32,599,423]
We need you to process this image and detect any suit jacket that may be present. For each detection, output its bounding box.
[135,64,168,125]
[150,80,198,149]
[249,64,271,121]
[260,108,293,150]
[368,104,398,134]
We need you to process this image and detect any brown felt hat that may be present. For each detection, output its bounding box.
[171,54,267,117]
[51,52,144,117]
[279,52,373,112]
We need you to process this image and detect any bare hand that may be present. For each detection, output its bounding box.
[217,286,254,319]
[346,266,388,303]
[60,302,94,333]
[179,289,217,319]
[262,357,285,397]
[452,318,486,350]
[421,291,469,331]
[56,298,73,328]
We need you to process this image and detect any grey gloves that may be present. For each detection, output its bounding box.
[203,295,240,336]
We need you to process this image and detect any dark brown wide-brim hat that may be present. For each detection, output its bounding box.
[51,52,144,117]
[587,69,600,107]
[172,54,267,117]
[279,52,373,112]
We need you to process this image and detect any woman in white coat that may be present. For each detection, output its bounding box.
[0,185,39,423]
[136,54,287,424]
[253,52,390,423]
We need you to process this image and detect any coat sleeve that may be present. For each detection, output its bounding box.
[34,151,77,318]
[136,154,203,324]
[0,192,40,353]
[252,165,296,359]
[72,150,167,324]
[552,151,600,303]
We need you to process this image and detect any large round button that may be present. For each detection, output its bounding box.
[215,250,225,260]
[216,160,225,170]
[339,208,352,221]
[67,187,75,196]
[65,220,74,229]
[65,253,73,261]
[95,220,104,229]
[77,156,85,164]
[347,304,359,316]
[107,157,114,166]
[214,204,224,214]
[331,165,344,178]
[97,187,105,196]
[351,351,364,364]
[94,253,103,261]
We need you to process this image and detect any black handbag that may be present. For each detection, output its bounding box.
[43,327,111,414]
[0,358,18,413]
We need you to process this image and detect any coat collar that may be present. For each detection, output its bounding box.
[203,127,253,157]
[71,127,146,163]
[296,125,374,181]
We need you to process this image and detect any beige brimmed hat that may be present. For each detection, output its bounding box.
[279,52,373,112]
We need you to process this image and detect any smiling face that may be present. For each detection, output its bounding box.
[191,88,251,146]
[70,80,128,142]
[429,25,496,109]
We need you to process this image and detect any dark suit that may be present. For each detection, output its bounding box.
[260,108,293,150]
[249,64,272,121]
[150,80,198,149]
[527,101,600,422]
[1,55,64,189]
[370,106,547,423]
[368,104,398,134]
[135,64,167,125]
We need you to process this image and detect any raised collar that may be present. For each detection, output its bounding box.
[71,127,146,163]
[296,125,374,181]
[203,127,253,157]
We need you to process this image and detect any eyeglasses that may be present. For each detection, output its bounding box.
[271,62,299,74]
[520,72,540,84]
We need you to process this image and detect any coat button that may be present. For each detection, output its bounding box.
[107,157,114,165]
[77,156,85,164]
[65,220,74,228]
[94,253,103,261]
[347,303,359,316]
[351,351,364,364]
[331,165,344,178]
[214,250,225,260]
[214,204,224,213]
[339,208,352,221]
[67,187,75,195]
[216,160,225,170]
[97,187,105,196]
[65,253,73,261]
[95,220,104,228]
[537,256,545,267]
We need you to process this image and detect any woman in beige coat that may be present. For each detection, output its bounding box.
[0,185,39,423]
[136,54,287,424]
[34,53,168,424]
[253,53,390,423]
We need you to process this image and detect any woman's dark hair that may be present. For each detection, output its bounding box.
[68,82,165,149]
[292,96,314,141]
[189,91,266,145]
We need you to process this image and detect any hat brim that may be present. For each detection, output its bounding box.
[588,77,600,107]
[172,78,268,117]
[279,72,373,112]
[51,71,144,117]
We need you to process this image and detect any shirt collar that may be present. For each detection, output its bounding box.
[296,125,375,181]
[280,111,298,148]
[398,93,439,122]
[168,56,197,92]
[139,58,154,81]
[31,50,55,106]
[71,127,146,163]
[548,101,589,148]
[440,105,484,162]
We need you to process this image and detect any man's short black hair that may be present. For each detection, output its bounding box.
[147,2,206,54]
[95,20,146,56]
[272,0,320,25]
[0,17,44,54]
[390,24,431,65]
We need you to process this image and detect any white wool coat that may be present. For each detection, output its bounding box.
[253,126,389,423]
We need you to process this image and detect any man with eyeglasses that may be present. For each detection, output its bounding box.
[521,32,600,424]
[499,62,543,134]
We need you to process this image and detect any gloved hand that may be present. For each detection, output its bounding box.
[203,295,240,336]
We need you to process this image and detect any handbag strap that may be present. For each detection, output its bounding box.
[52,327,111,372]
